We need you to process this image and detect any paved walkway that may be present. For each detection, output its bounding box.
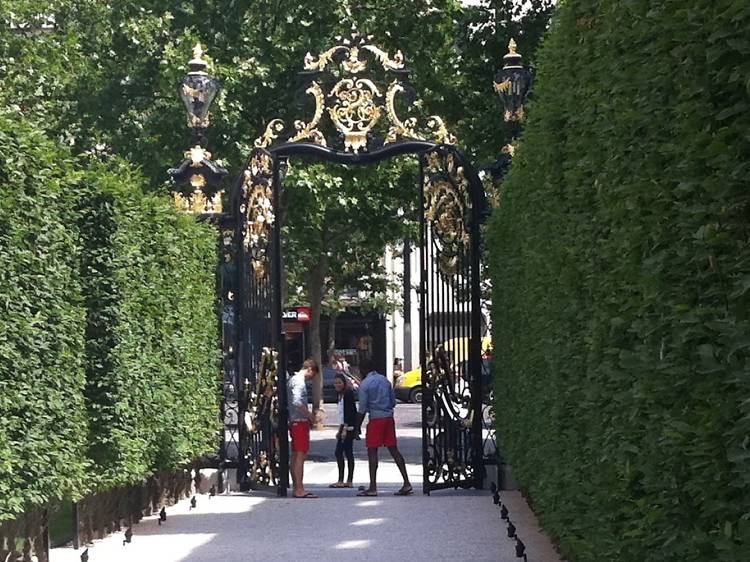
[51,406,563,562]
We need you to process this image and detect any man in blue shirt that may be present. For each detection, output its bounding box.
[356,358,412,496]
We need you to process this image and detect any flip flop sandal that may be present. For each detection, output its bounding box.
[356,490,378,497]
[294,492,318,498]
[394,487,413,496]
[328,483,347,488]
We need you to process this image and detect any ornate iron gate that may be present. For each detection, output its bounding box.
[232,147,288,493]
[212,29,489,496]
[420,146,486,492]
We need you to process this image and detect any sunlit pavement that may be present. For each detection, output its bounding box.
[51,405,563,562]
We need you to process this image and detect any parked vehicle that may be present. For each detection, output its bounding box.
[306,366,360,403]
[394,337,492,404]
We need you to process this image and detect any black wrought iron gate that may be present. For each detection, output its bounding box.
[224,147,289,494]
[420,146,485,493]
[217,30,488,496]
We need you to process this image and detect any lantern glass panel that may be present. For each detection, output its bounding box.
[495,67,532,122]
[179,73,220,126]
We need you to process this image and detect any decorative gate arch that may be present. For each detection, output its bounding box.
[220,30,488,496]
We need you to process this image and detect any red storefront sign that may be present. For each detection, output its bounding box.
[282,306,311,323]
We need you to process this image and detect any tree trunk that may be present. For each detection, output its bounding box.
[307,254,329,428]
[327,311,338,368]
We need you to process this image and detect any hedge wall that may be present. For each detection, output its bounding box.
[0,117,89,521]
[488,2,750,561]
[79,163,220,490]
[0,115,220,521]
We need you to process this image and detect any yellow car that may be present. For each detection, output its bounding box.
[394,337,492,403]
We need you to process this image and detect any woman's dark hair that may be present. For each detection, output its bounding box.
[334,372,348,392]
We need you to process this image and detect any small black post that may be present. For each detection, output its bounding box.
[72,502,80,550]
[42,508,50,562]
[217,465,225,494]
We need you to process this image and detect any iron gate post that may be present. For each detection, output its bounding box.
[418,154,429,495]
[469,160,486,489]
[272,158,290,497]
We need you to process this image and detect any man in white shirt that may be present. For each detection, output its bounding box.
[288,358,318,498]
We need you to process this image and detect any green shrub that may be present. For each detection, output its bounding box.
[0,114,219,521]
[488,1,750,561]
[0,116,89,521]
[78,161,220,490]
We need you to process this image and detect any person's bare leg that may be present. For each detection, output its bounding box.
[292,452,305,496]
[365,447,378,493]
[299,452,307,494]
[387,446,412,490]
[290,451,299,490]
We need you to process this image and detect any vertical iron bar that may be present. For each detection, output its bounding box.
[403,235,412,371]
[217,215,228,485]
[236,171,249,490]
[272,158,290,497]
[418,154,429,495]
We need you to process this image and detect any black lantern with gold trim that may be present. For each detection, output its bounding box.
[179,44,220,133]
[493,39,532,123]
[168,43,227,215]
[480,39,532,184]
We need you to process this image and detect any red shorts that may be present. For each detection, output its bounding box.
[290,421,310,453]
[366,416,397,449]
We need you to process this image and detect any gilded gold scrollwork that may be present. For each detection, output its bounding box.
[328,78,383,153]
[343,46,368,74]
[493,78,512,94]
[427,116,458,146]
[249,347,278,433]
[243,151,275,280]
[384,81,422,144]
[303,41,403,74]
[304,45,347,72]
[290,82,327,146]
[362,44,404,71]
[423,148,471,278]
[256,34,457,154]
[255,119,286,149]
[246,347,279,486]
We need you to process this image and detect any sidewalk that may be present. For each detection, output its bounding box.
[51,407,563,562]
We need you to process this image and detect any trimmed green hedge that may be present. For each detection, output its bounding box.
[0,117,89,521]
[0,115,220,520]
[79,163,220,490]
[488,2,750,561]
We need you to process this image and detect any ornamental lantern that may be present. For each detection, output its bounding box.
[168,43,228,214]
[493,39,533,122]
[178,43,220,130]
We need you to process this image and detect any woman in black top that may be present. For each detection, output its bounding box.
[329,373,357,488]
